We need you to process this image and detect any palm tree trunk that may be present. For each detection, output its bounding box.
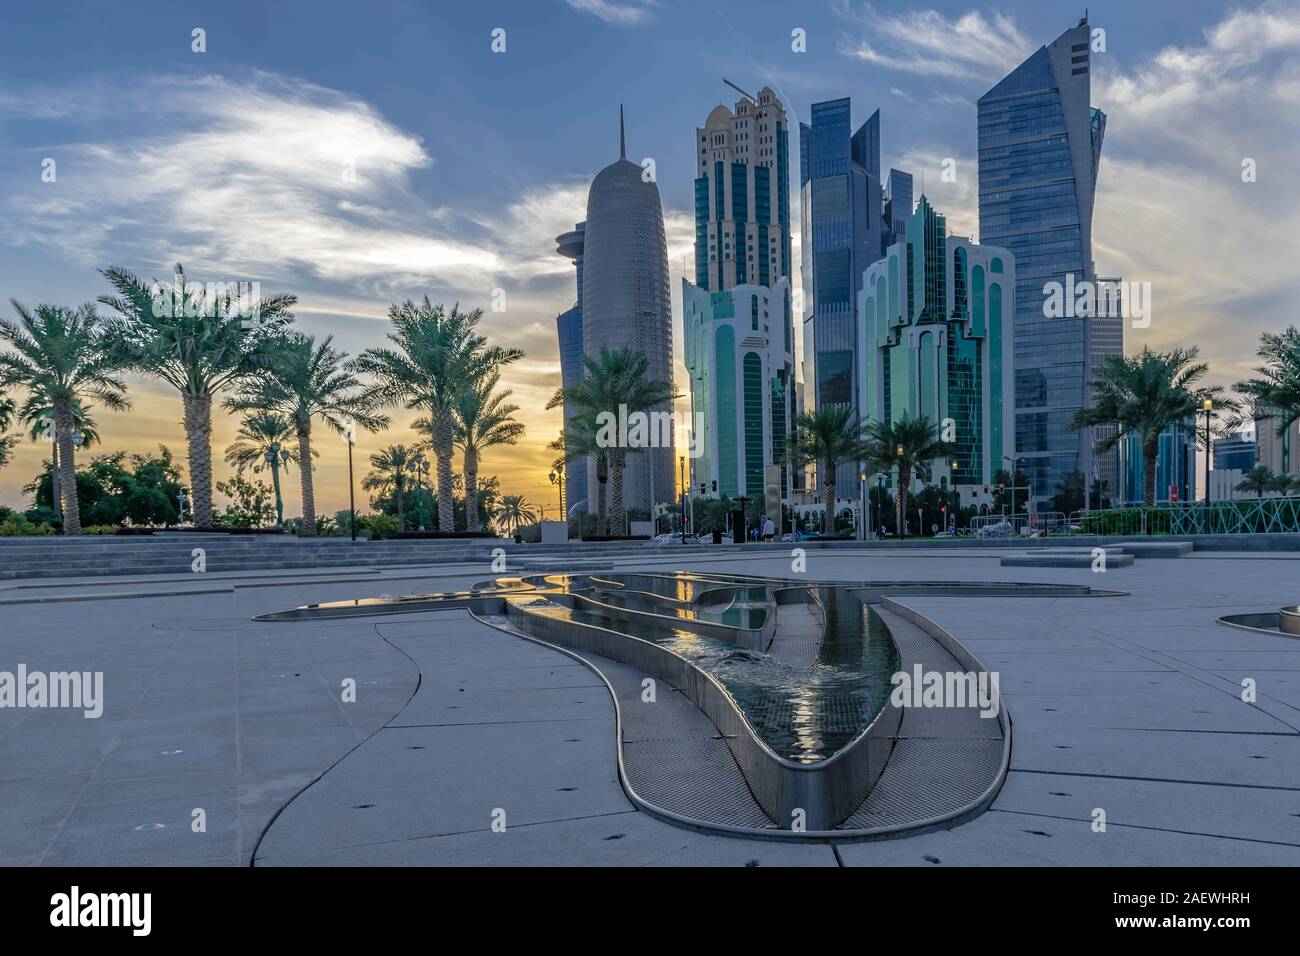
[824,476,836,536]
[609,449,625,536]
[51,445,61,526]
[395,478,405,533]
[53,399,80,535]
[433,410,455,533]
[1142,439,1159,509]
[182,392,214,528]
[297,426,316,536]
[595,456,608,536]
[464,447,480,533]
[897,465,910,540]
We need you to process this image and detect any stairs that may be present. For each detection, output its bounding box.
[0,535,668,580]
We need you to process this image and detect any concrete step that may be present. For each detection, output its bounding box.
[1000,553,1134,568]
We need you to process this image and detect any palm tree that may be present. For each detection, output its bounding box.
[862,412,951,539]
[1073,346,1235,508]
[447,369,523,533]
[18,395,101,525]
[786,405,869,535]
[356,299,522,533]
[548,414,608,535]
[1236,465,1276,498]
[0,302,130,534]
[99,264,296,528]
[224,412,301,526]
[361,444,417,532]
[497,494,537,538]
[547,346,676,536]
[225,333,386,536]
[1236,326,1300,469]
[0,393,14,470]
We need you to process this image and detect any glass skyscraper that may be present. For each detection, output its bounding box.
[800,98,883,492]
[857,197,1015,497]
[978,17,1106,502]
[554,221,587,515]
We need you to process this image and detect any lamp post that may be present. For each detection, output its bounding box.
[343,419,357,541]
[549,466,564,520]
[875,472,885,539]
[1203,397,1214,533]
[679,456,686,545]
[950,460,959,532]
[858,469,867,543]
[177,490,189,526]
[896,444,905,539]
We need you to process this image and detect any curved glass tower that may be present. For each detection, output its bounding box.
[581,108,674,518]
[978,17,1106,503]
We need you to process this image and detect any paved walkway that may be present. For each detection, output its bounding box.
[2,550,1298,865]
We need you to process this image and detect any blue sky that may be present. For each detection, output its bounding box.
[2,0,1298,512]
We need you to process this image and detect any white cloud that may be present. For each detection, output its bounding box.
[1088,1,1300,385]
[1,72,595,303]
[833,2,1034,83]
[563,0,656,27]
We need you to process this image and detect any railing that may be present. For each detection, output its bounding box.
[1068,497,1300,536]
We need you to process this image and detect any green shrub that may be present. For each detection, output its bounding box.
[361,513,398,540]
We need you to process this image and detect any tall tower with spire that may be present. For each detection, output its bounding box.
[579,107,674,522]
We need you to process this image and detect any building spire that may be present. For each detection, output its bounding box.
[619,104,626,160]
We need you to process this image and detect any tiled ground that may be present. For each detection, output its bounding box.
[2,547,1298,866]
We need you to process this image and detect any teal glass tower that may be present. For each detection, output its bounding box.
[857,197,1015,498]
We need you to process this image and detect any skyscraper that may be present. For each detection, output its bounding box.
[882,168,913,254]
[683,278,796,505]
[687,84,797,514]
[978,17,1107,503]
[800,98,884,491]
[581,108,674,517]
[1090,276,1125,502]
[554,221,587,515]
[857,196,1015,496]
[694,84,791,292]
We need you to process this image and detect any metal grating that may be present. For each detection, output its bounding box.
[622,737,776,828]
[837,738,1004,830]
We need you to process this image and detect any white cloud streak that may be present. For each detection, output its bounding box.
[833,2,1034,82]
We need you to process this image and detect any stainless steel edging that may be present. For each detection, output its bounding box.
[503,588,900,831]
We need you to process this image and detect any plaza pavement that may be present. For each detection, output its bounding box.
[1,546,1298,866]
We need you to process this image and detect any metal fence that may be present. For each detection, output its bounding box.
[1067,497,1300,536]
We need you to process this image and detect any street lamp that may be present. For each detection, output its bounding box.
[1203,397,1214,533]
[896,445,905,539]
[679,456,686,545]
[343,419,357,541]
[875,472,885,539]
[859,469,867,543]
[549,466,564,519]
[950,460,959,532]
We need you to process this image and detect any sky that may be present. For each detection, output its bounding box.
[1,0,1297,516]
